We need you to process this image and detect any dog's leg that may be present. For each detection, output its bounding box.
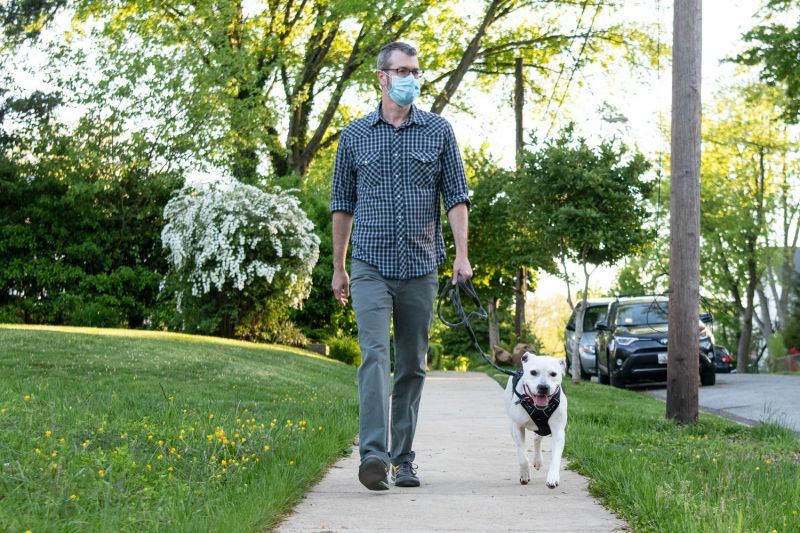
[510,422,530,485]
[546,426,566,489]
[532,432,543,471]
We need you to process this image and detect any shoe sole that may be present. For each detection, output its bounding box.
[359,456,389,491]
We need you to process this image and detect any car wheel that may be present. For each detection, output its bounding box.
[598,354,610,385]
[701,367,716,386]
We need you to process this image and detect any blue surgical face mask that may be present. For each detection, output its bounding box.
[387,73,420,107]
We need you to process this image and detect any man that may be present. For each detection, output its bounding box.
[330,41,472,491]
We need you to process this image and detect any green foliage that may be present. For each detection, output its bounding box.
[326,335,362,367]
[735,1,800,122]
[517,125,654,269]
[0,104,182,328]
[0,326,358,531]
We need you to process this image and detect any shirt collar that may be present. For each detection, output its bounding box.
[370,102,426,127]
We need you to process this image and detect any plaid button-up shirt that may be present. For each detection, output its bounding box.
[330,104,470,279]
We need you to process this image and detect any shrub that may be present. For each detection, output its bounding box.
[327,336,361,367]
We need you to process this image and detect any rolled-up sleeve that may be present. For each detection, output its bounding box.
[329,132,356,214]
[440,123,470,213]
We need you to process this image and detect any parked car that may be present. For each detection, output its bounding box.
[564,298,614,379]
[714,345,734,373]
[594,296,717,388]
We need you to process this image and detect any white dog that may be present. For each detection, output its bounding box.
[504,352,568,488]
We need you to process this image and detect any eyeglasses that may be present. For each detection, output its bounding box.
[382,68,424,79]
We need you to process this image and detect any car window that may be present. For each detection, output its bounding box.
[583,306,607,331]
[616,302,668,326]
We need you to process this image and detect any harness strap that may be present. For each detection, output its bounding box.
[511,371,562,436]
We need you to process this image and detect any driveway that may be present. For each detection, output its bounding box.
[644,373,800,432]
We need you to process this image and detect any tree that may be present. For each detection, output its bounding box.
[161,180,320,341]
[31,0,661,182]
[517,125,653,383]
[700,84,798,371]
[463,148,553,352]
[735,1,800,123]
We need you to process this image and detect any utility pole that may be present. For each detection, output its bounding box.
[514,56,527,340]
[667,0,702,424]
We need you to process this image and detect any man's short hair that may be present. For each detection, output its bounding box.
[377,42,418,71]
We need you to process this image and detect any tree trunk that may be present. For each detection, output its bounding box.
[514,268,527,339]
[488,297,500,351]
[667,0,701,425]
[736,253,758,372]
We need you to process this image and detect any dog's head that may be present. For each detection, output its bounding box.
[518,352,566,408]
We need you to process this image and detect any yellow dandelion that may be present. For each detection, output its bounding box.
[207,434,213,441]
[167,466,174,472]
[231,441,237,447]
[120,433,127,439]
[765,459,773,465]
[221,459,227,466]
[58,437,64,444]
[167,395,174,401]
[236,419,241,424]
[756,466,760,471]
[82,440,91,448]
[0,407,7,414]
[209,414,214,420]
[251,453,256,459]
[216,474,222,479]
[25,530,32,533]
[147,435,154,441]
[51,452,58,459]
[45,431,52,438]
[318,426,323,431]
[255,458,260,463]
[222,468,227,473]
[176,453,181,459]
[263,445,270,452]
[695,454,700,459]
[170,447,176,454]
[157,440,164,446]
[98,469,105,477]
[50,463,58,470]
[145,464,152,471]
[241,437,247,443]
[210,455,216,462]
[34,448,41,454]
[156,454,163,461]
[289,460,295,465]
[69,494,77,501]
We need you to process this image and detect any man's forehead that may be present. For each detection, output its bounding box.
[387,50,419,67]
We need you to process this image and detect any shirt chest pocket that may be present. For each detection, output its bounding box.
[409,150,440,188]
[355,150,382,191]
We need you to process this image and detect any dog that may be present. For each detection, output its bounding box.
[504,352,568,488]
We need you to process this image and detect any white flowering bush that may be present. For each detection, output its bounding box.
[161,179,320,339]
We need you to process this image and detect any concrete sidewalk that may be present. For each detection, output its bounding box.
[277,372,626,532]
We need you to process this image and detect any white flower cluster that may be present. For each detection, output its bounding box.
[161,179,320,309]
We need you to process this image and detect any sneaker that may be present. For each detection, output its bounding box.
[392,461,420,487]
[358,456,389,491]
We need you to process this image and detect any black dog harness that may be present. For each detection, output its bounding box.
[512,370,562,436]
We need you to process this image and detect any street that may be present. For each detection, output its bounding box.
[643,373,800,433]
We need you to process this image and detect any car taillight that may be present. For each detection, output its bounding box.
[721,356,732,363]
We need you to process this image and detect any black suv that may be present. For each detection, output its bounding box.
[594,296,717,388]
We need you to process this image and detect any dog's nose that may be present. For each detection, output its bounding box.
[536,384,550,395]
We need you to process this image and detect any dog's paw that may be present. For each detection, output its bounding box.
[519,465,531,485]
[545,474,560,489]
[532,454,543,471]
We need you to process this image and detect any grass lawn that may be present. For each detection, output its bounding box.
[485,368,800,532]
[0,325,359,532]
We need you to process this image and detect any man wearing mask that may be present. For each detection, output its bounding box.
[330,41,472,491]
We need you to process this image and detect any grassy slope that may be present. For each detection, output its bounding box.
[484,369,800,532]
[0,325,359,532]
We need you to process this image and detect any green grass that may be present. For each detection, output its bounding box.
[484,367,800,532]
[0,325,359,532]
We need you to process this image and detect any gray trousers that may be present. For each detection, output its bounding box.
[350,259,439,467]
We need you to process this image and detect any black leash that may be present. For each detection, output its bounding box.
[436,275,516,376]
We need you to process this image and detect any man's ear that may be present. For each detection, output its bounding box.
[521,352,530,363]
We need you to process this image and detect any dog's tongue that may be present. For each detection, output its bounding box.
[533,394,550,408]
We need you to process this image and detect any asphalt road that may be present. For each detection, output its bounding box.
[643,373,800,432]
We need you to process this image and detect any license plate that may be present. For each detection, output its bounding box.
[658,352,668,364]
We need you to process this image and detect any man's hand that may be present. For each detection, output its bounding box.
[451,255,473,285]
[332,268,350,305]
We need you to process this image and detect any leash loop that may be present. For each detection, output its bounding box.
[436,275,516,376]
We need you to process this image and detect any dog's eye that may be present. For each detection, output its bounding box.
[550,371,557,377]
[530,370,538,376]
